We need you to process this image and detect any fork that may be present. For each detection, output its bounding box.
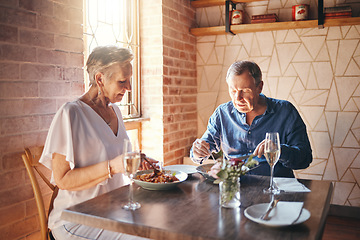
[260,199,279,220]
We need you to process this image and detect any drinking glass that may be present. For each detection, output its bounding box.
[123,138,141,210]
[263,132,281,194]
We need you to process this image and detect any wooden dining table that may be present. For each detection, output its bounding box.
[61,173,333,240]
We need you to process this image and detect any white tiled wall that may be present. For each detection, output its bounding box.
[195,2,360,206]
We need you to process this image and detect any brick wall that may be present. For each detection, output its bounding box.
[141,0,197,165]
[0,0,84,239]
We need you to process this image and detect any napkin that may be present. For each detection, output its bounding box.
[262,201,304,225]
[273,177,311,192]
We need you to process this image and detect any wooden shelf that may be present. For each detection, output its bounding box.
[191,0,264,8]
[190,17,360,36]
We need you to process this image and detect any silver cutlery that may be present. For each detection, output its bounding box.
[260,199,279,220]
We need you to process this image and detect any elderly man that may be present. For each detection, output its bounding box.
[191,61,312,177]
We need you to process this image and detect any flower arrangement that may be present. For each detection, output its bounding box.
[214,155,259,184]
[214,155,259,207]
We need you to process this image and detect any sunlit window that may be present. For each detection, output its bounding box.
[84,0,140,119]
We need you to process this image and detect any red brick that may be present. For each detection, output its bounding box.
[37,48,67,65]
[22,131,48,150]
[20,30,54,48]
[1,152,23,170]
[69,22,83,38]
[61,67,84,81]
[37,15,69,35]
[54,35,83,53]
[0,82,38,99]
[21,64,56,81]
[0,24,17,43]
[22,98,57,115]
[1,116,39,135]
[19,0,53,15]
[39,114,55,130]
[39,81,71,97]
[0,44,37,62]
[0,203,25,226]
[0,215,38,240]
[0,99,24,117]
[0,63,19,80]
[67,52,83,66]
[0,0,18,8]
[0,184,34,207]
[0,7,36,28]
[0,169,25,191]
[68,7,83,23]
[53,2,68,19]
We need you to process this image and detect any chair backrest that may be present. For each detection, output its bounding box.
[22,146,58,240]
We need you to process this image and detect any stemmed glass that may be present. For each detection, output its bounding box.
[263,132,281,194]
[123,138,141,210]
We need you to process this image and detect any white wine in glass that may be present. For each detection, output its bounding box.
[123,138,141,210]
[263,132,281,194]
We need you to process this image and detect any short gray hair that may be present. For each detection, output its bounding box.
[226,61,262,85]
[86,46,134,85]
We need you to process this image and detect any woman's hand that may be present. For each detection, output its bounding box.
[140,153,160,170]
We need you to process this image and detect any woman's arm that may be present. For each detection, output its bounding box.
[52,153,124,191]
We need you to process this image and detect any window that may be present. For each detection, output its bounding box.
[84,0,140,119]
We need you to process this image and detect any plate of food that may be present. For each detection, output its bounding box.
[196,163,217,182]
[164,164,198,175]
[134,169,188,190]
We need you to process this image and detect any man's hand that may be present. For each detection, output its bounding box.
[192,139,211,160]
[253,139,266,158]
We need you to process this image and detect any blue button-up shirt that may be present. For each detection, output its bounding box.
[191,94,312,176]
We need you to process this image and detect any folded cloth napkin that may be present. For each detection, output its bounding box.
[273,177,311,192]
[261,201,304,225]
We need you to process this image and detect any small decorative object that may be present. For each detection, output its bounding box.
[215,155,259,208]
[324,6,352,19]
[292,4,309,21]
[231,10,244,25]
[251,13,278,24]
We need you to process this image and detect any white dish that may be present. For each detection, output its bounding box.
[164,165,198,175]
[196,164,217,182]
[244,202,311,227]
[134,170,188,191]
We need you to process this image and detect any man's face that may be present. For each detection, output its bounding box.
[227,71,263,113]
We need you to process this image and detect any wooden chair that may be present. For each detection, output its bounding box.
[22,146,58,240]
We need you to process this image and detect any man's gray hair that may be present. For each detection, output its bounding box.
[86,46,134,85]
[226,61,262,85]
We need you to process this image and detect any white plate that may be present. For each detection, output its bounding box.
[164,165,198,175]
[134,170,188,191]
[196,164,217,182]
[244,203,311,227]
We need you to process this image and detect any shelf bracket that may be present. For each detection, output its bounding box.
[318,0,324,28]
[225,0,236,35]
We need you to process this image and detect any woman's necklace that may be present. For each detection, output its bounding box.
[90,98,112,126]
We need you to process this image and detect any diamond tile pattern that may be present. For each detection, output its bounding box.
[195,6,360,206]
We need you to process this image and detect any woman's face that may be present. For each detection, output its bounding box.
[227,71,263,113]
[102,63,132,103]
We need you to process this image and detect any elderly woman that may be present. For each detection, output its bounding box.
[40,46,151,239]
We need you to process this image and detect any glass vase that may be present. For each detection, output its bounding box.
[219,178,241,208]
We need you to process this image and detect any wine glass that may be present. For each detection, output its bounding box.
[123,138,141,210]
[263,132,281,194]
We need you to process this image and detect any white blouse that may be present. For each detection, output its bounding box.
[40,99,129,229]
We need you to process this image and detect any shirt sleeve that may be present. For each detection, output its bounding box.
[39,103,76,170]
[190,107,222,163]
[278,104,313,170]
